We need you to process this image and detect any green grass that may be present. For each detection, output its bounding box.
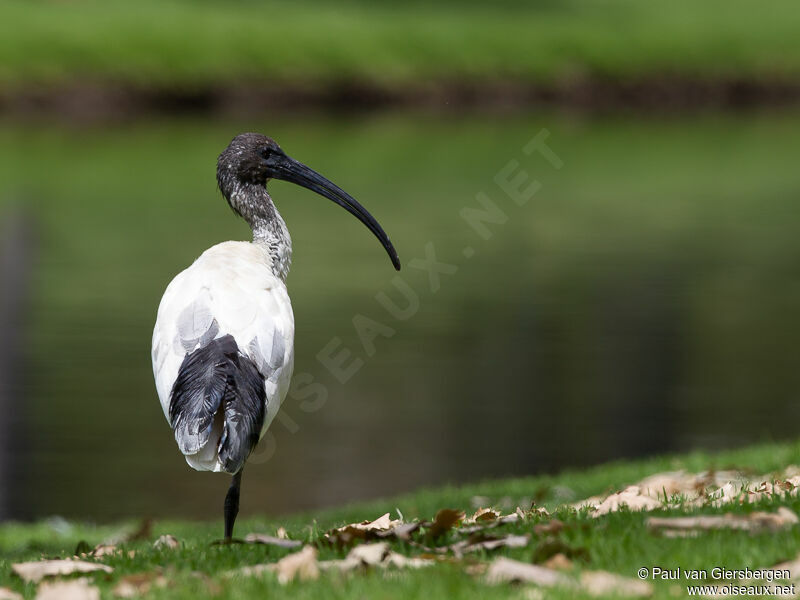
[0,0,799,88]
[3,439,800,598]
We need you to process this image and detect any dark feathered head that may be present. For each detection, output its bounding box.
[216,132,400,270]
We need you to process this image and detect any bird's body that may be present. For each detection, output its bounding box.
[152,241,294,472]
[152,133,399,540]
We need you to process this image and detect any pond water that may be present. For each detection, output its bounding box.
[1,109,799,521]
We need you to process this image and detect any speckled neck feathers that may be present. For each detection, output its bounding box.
[217,133,292,281]
[223,179,292,281]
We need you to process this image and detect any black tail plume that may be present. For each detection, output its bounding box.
[169,334,266,473]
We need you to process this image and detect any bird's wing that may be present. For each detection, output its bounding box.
[152,242,294,472]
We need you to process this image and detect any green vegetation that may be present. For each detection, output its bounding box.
[0,0,799,88]
[2,440,800,598]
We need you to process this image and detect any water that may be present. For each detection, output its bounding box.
[1,109,799,521]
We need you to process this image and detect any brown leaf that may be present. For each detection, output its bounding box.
[485,557,574,587]
[325,513,404,546]
[457,534,530,555]
[243,533,302,548]
[12,560,113,583]
[340,513,401,532]
[0,588,23,600]
[318,543,433,572]
[470,508,500,523]
[376,522,421,541]
[90,544,119,558]
[273,545,320,584]
[349,542,389,565]
[113,573,168,598]
[234,545,320,584]
[543,553,573,570]
[383,552,434,569]
[588,486,663,517]
[485,558,652,597]
[533,519,564,536]
[152,534,180,549]
[647,507,798,535]
[35,579,99,600]
[571,467,800,517]
[324,525,369,547]
[428,509,465,538]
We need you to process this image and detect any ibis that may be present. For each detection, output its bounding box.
[151,133,400,541]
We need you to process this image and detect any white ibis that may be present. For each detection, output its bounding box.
[151,133,400,540]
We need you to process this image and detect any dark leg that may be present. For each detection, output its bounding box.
[223,469,243,541]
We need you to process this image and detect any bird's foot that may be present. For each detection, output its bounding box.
[211,537,245,546]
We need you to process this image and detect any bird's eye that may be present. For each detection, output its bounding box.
[260,147,272,160]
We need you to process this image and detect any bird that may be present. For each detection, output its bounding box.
[151,133,400,541]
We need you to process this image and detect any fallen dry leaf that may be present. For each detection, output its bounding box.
[428,509,465,538]
[485,557,574,587]
[276,527,289,539]
[485,558,652,597]
[383,552,434,569]
[533,519,564,536]
[318,543,434,572]
[587,486,663,517]
[376,522,421,541]
[273,545,320,584]
[153,534,180,549]
[647,507,798,535]
[571,467,800,518]
[12,560,113,583]
[580,571,653,597]
[36,579,99,600]
[339,513,401,532]
[0,588,22,600]
[349,542,389,566]
[469,508,500,523]
[90,544,119,558]
[325,513,404,546]
[454,534,530,556]
[543,553,573,570]
[113,573,168,598]
[234,545,320,584]
[243,533,302,548]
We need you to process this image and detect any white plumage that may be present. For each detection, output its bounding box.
[152,241,294,472]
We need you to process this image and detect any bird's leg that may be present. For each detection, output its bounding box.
[223,469,243,542]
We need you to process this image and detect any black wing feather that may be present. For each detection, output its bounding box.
[169,334,266,472]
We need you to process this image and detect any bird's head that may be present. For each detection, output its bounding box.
[217,132,400,271]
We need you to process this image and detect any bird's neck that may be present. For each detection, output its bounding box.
[232,183,292,281]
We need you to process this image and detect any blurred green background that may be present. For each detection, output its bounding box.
[0,0,798,522]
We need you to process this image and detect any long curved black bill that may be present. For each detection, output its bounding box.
[270,154,400,271]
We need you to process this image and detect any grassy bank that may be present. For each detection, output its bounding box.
[0,0,799,91]
[3,440,800,598]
